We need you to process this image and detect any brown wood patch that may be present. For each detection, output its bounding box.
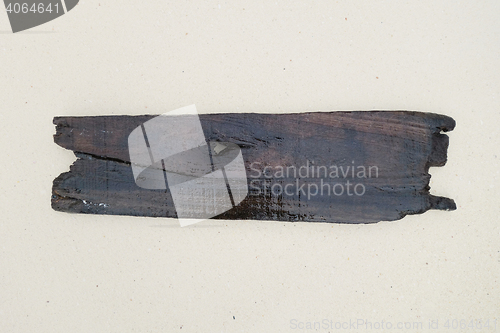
[52,111,456,223]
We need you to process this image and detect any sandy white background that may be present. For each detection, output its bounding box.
[0,1,499,332]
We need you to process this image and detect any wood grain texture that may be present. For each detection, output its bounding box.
[52,111,456,223]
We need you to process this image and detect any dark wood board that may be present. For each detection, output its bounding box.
[52,111,456,223]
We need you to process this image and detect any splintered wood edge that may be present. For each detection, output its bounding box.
[426,113,456,211]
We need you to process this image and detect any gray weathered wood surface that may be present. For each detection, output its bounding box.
[52,111,456,223]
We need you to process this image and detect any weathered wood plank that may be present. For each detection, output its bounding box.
[52,111,456,223]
